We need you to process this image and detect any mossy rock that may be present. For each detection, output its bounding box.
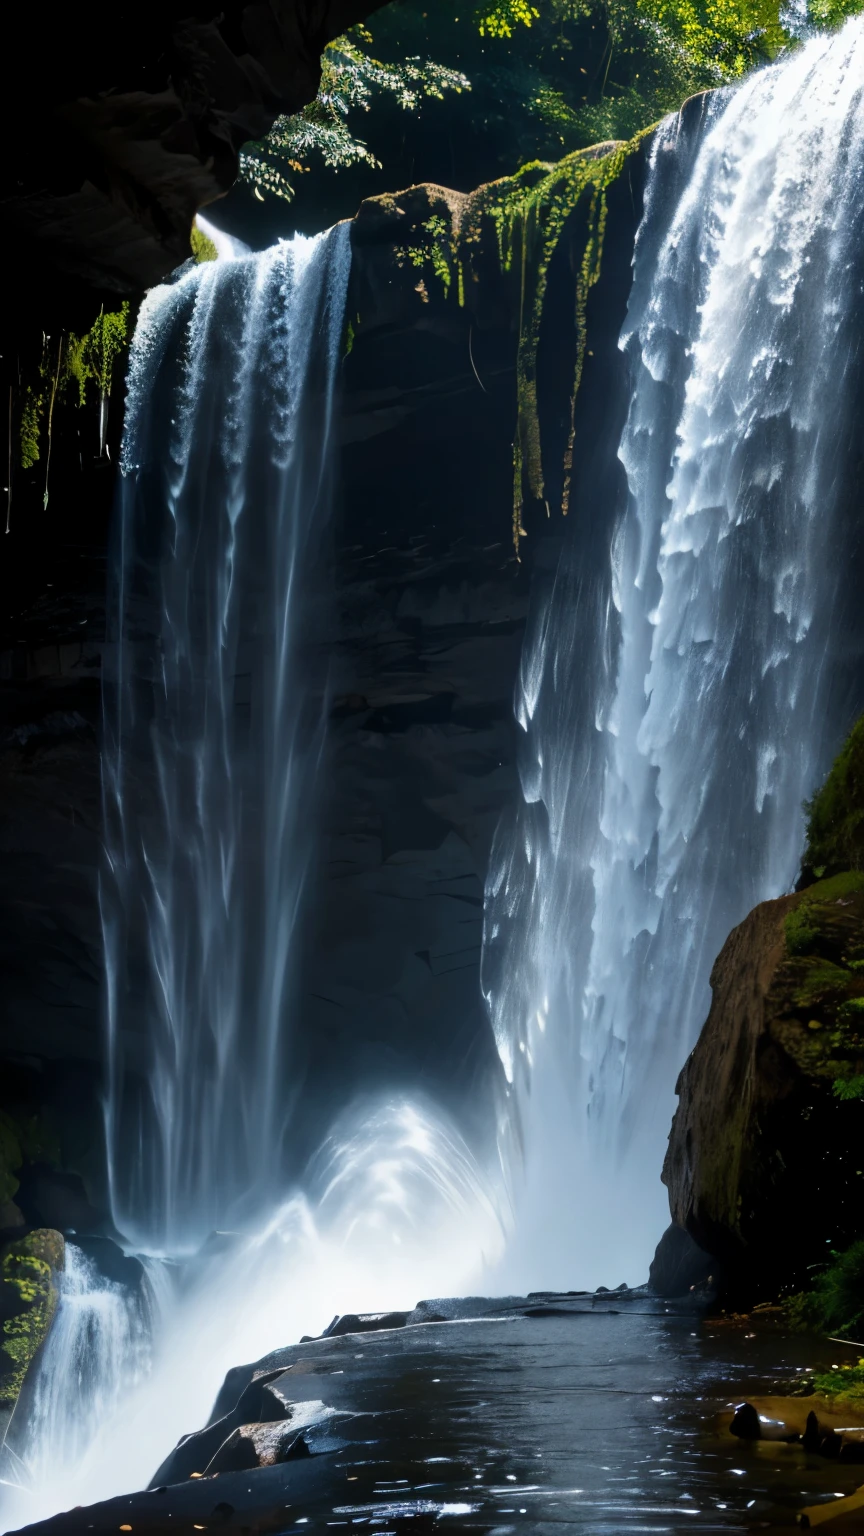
[0,1229,64,1410]
[773,873,864,1093]
[664,872,864,1299]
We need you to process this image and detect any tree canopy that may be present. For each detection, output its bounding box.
[236,0,864,221]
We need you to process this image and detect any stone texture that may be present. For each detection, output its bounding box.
[203,1420,310,1473]
[648,1223,716,1300]
[662,875,864,1300]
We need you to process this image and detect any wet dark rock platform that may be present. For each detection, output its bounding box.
[11,1307,864,1534]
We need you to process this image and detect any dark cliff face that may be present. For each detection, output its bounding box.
[0,0,386,299]
[663,875,864,1302]
[0,161,647,1232]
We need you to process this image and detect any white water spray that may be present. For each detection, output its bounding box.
[484,17,864,1289]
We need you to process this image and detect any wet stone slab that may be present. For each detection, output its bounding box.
[10,1313,864,1534]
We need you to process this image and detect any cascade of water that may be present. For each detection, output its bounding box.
[0,1246,169,1518]
[101,226,352,1252]
[484,17,864,1288]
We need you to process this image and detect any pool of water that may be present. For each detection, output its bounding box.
[13,1310,863,1534]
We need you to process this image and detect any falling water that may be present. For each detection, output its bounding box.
[101,226,352,1251]
[0,226,505,1529]
[485,17,864,1288]
[8,22,864,1524]
[0,1246,169,1521]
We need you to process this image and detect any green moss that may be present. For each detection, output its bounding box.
[0,1109,60,1212]
[785,906,819,956]
[190,225,218,263]
[784,873,864,962]
[16,303,132,471]
[792,959,857,1008]
[804,716,864,878]
[810,1362,864,1404]
[19,386,45,469]
[0,1231,63,1408]
[775,874,864,1083]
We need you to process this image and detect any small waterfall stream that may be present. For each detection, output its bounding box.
[18,1248,169,1493]
[485,16,864,1289]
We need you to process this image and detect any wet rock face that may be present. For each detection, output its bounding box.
[1,1,386,296]
[648,1224,716,1300]
[662,874,864,1301]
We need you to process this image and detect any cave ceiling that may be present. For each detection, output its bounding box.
[1,0,387,295]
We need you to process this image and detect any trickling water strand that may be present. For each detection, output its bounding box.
[102,229,352,1251]
[484,17,864,1288]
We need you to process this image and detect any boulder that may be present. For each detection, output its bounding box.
[662,872,864,1301]
[648,1224,718,1299]
[148,1366,290,1486]
[203,1423,311,1474]
[320,1311,409,1338]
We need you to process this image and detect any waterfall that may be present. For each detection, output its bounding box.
[1,226,505,1528]
[101,227,352,1252]
[485,17,864,1288]
[0,1247,169,1523]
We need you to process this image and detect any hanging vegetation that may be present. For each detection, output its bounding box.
[471,135,651,549]
[6,302,130,528]
[15,303,130,472]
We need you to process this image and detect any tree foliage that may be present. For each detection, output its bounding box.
[788,1239,864,1339]
[240,27,469,201]
[808,0,864,23]
[15,303,130,469]
[237,0,864,215]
